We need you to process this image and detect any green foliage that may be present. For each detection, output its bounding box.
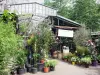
[45,0,73,18]
[49,60,57,67]
[63,56,68,59]
[33,53,40,66]
[81,56,91,64]
[76,45,89,55]
[0,69,10,75]
[97,55,100,61]
[66,52,75,60]
[76,57,81,63]
[0,11,24,74]
[1,10,18,24]
[37,21,55,58]
[44,61,50,67]
[74,26,90,45]
[45,0,100,31]
[16,50,26,68]
[70,0,100,31]
[27,20,55,59]
[71,56,78,62]
[0,22,19,70]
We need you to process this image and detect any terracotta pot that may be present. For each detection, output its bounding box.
[43,67,49,73]
[64,59,67,62]
[40,59,45,64]
[53,52,57,58]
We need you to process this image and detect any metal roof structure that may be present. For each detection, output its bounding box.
[0,1,81,34]
[56,15,81,27]
[50,15,81,28]
[55,26,79,30]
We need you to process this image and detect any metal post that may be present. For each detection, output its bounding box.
[58,19,59,26]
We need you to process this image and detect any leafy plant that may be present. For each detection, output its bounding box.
[1,10,18,33]
[0,11,23,74]
[49,60,57,67]
[71,57,77,62]
[97,55,100,61]
[44,61,50,67]
[36,20,55,59]
[33,53,40,66]
[76,45,89,56]
[63,56,68,59]
[74,26,90,46]
[81,57,91,64]
[67,52,75,59]
[16,50,26,68]
[76,57,81,64]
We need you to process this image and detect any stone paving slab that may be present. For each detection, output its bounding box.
[23,60,100,75]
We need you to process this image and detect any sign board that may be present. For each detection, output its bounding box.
[58,29,73,37]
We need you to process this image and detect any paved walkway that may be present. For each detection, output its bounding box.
[24,60,100,75]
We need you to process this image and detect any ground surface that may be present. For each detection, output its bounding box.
[24,60,100,75]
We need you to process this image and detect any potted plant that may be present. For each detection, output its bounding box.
[97,55,100,64]
[67,52,74,63]
[37,56,45,71]
[63,56,68,62]
[91,55,98,66]
[31,53,40,74]
[16,50,26,74]
[31,65,37,74]
[43,61,50,73]
[40,58,45,64]
[71,57,77,65]
[57,51,62,59]
[49,60,57,71]
[53,51,58,58]
[81,57,91,68]
[76,57,81,66]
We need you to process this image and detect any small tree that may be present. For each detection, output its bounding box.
[74,25,90,46]
[36,20,55,59]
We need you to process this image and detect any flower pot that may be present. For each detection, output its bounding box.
[10,70,17,75]
[84,64,89,68]
[40,59,45,64]
[26,66,32,72]
[92,60,98,66]
[72,62,75,65]
[64,59,67,62]
[77,62,81,66]
[43,67,49,73]
[31,67,37,74]
[53,52,57,58]
[68,59,71,63]
[50,66,55,71]
[58,53,62,59]
[37,63,44,71]
[17,68,25,74]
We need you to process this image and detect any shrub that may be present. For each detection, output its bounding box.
[49,60,57,67]
[81,57,91,64]
[76,45,89,56]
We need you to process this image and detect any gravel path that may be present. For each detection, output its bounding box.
[24,60,100,75]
